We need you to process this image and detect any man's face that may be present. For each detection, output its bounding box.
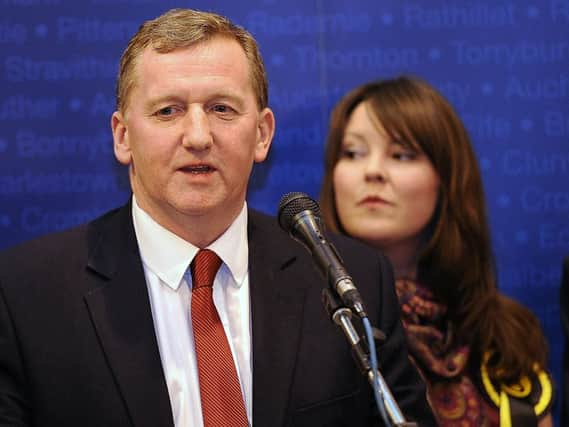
[112,36,274,240]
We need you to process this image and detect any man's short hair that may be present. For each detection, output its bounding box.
[116,8,268,112]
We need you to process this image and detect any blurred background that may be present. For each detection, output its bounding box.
[1,0,567,423]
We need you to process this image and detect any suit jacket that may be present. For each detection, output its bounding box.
[561,257,569,427]
[0,202,436,427]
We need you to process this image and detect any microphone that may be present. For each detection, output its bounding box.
[278,192,367,318]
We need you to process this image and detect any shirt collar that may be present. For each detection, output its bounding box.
[207,203,249,288]
[132,196,249,291]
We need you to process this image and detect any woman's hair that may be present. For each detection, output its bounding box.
[320,76,547,382]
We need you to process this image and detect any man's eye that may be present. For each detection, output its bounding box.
[211,104,234,114]
[156,106,176,116]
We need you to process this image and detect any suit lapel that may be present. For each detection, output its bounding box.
[249,211,308,427]
[83,203,174,427]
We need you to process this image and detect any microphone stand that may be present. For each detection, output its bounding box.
[322,288,417,427]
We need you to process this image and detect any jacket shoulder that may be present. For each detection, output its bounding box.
[0,205,126,283]
[247,208,388,263]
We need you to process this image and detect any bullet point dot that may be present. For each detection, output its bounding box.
[521,119,533,131]
[515,230,529,243]
[271,54,284,67]
[481,83,494,95]
[69,98,82,111]
[527,6,540,18]
[428,48,441,61]
[498,195,510,207]
[381,14,393,25]
[35,24,48,38]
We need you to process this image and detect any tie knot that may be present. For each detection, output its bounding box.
[191,249,222,290]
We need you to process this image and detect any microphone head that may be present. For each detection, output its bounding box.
[278,192,321,233]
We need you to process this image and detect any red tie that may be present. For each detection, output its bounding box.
[190,249,248,427]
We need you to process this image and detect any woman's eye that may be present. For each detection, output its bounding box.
[340,148,364,159]
[393,151,416,161]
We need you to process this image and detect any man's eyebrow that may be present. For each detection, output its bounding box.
[144,91,248,110]
[144,94,185,109]
[208,91,248,109]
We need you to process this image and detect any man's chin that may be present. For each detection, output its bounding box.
[172,199,233,219]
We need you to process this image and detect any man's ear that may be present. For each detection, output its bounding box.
[254,107,275,163]
[112,111,131,165]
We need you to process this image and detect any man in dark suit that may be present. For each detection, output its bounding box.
[0,8,436,427]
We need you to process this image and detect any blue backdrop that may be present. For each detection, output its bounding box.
[2,0,568,423]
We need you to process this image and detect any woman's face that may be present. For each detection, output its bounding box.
[332,101,440,253]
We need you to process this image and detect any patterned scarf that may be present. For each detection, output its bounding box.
[396,279,498,427]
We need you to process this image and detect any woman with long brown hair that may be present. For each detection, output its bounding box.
[320,76,553,426]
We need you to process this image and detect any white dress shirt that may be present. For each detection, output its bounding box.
[132,197,252,427]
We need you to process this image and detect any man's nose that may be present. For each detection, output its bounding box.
[181,106,213,150]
